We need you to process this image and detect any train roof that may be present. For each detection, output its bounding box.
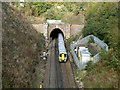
[58,33,66,53]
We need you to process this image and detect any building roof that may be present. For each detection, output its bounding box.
[80,51,92,55]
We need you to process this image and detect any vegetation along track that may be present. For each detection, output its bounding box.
[44,39,76,88]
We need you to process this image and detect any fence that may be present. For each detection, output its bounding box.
[70,35,108,70]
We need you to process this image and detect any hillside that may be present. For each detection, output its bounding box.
[42,3,84,24]
[81,2,119,88]
[68,2,119,88]
[2,3,46,88]
[13,2,84,24]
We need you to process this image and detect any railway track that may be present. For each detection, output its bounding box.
[44,39,76,88]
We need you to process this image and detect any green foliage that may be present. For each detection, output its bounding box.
[109,55,120,71]
[99,48,108,59]
[100,48,120,71]
[90,50,96,57]
[65,35,74,52]
[43,4,69,20]
[64,2,81,15]
[82,2,118,70]
[66,32,81,52]
[21,2,53,17]
[15,2,19,7]
[3,75,12,88]
[19,2,83,20]
[77,71,86,79]
[85,61,96,72]
[88,36,94,43]
[83,2,118,47]
[97,81,102,88]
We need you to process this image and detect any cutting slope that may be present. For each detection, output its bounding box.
[2,3,45,88]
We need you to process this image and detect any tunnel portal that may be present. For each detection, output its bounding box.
[50,28,64,39]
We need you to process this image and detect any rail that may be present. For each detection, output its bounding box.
[45,39,76,88]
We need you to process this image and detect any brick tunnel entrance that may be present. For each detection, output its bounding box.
[50,28,64,39]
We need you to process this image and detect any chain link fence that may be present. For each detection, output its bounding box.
[70,35,108,70]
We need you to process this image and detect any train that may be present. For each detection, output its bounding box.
[58,33,67,62]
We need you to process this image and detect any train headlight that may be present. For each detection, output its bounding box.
[60,53,62,57]
[64,54,67,57]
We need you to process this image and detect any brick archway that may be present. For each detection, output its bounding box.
[49,27,65,38]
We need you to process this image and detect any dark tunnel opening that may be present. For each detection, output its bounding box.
[50,28,64,39]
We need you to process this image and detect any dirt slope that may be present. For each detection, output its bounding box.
[2,3,45,88]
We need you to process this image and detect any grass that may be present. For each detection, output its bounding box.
[77,71,87,79]
[82,60,118,88]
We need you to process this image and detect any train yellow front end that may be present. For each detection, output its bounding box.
[59,53,67,62]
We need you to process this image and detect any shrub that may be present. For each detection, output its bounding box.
[109,55,120,70]
[85,61,96,72]
[88,36,94,43]
[82,2,119,71]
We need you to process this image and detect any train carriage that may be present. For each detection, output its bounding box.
[58,33,67,62]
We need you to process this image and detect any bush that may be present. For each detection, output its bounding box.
[85,61,96,72]
[109,55,120,70]
[88,36,94,43]
[82,2,119,71]
[65,32,82,52]
[99,48,108,59]
[99,48,120,71]
[83,3,118,48]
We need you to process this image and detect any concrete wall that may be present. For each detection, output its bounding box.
[32,23,84,39]
[43,24,48,39]
[32,24,48,39]
[64,24,71,39]
[32,24,44,33]
[48,24,65,38]
[70,25,84,36]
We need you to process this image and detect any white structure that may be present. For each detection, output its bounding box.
[20,3,24,7]
[20,0,24,7]
[74,48,77,54]
[78,47,88,52]
[43,23,48,40]
[20,0,24,2]
[47,20,62,24]
[78,47,91,63]
[57,6,61,9]
[43,52,46,60]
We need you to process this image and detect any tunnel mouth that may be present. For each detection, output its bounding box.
[50,28,64,39]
